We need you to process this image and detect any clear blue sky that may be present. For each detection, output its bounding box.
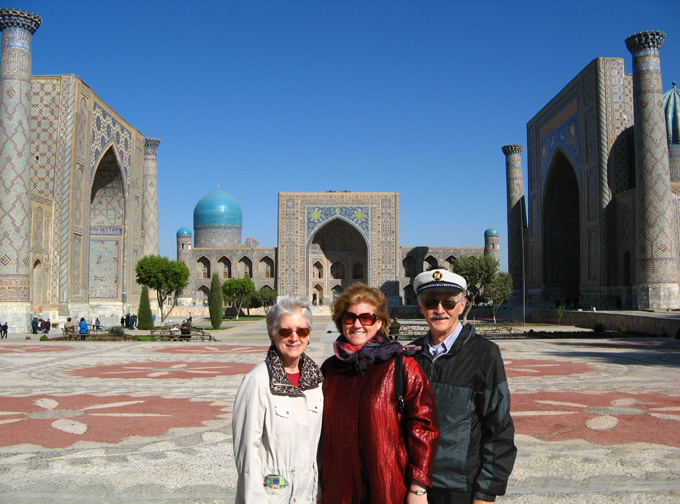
[14,0,680,271]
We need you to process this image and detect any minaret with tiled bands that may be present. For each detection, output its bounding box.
[0,9,41,320]
[143,138,161,256]
[502,144,525,300]
[625,31,680,309]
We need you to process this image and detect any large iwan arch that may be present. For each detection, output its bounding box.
[543,150,580,301]
[308,218,367,298]
[89,146,125,302]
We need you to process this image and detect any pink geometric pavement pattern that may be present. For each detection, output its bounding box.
[512,391,680,447]
[0,394,226,449]
[504,358,594,378]
[154,344,270,354]
[0,345,74,353]
[64,361,256,379]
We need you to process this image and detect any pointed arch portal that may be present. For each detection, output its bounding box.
[543,151,580,301]
[89,147,125,300]
[308,218,368,297]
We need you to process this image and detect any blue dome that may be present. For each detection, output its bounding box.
[193,188,242,228]
[484,226,499,237]
[664,82,680,145]
[176,225,192,236]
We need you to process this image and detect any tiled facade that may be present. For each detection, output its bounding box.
[510,31,680,309]
[177,191,497,309]
[0,9,159,332]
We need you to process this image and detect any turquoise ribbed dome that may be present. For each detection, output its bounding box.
[193,188,242,228]
[176,225,192,236]
[484,226,499,237]
[664,82,680,145]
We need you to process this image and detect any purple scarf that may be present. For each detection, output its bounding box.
[333,330,420,371]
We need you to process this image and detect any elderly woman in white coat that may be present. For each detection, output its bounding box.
[232,296,324,503]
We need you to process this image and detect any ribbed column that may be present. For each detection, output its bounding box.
[0,9,41,305]
[502,144,525,298]
[143,138,161,256]
[625,31,680,309]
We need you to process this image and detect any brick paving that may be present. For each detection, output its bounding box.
[0,318,679,503]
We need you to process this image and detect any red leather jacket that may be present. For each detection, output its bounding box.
[321,355,439,503]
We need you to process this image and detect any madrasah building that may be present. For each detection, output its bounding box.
[503,30,680,311]
[0,9,160,332]
[175,190,499,312]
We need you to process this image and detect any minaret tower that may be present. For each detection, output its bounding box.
[625,31,680,309]
[0,9,41,332]
[502,144,525,301]
[143,138,161,256]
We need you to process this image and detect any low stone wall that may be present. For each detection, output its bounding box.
[529,310,680,337]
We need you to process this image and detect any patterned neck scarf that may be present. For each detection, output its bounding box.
[265,345,324,397]
[333,330,419,372]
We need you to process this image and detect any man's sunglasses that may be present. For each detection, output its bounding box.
[422,298,460,310]
[341,312,379,326]
[278,327,310,338]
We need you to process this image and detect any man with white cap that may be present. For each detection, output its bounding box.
[410,269,516,504]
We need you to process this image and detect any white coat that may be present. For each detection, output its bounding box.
[233,361,323,503]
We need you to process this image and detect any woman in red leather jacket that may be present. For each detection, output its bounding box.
[321,283,439,504]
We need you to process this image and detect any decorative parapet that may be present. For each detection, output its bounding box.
[502,144,524,156]
[625,31,666,53]
[0,9,42,34]
[144,137,161,150]
[144,138,161,161]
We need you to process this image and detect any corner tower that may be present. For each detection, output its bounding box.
[0,9,41,330]
[484,227,500,262]
[502,144,525,302]
[143,138,161,256]
[625,31,680,309]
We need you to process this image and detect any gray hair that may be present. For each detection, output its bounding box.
[266,296,313,337]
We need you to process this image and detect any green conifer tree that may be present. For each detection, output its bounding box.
[137,285,154,330]
[209,273,224,329]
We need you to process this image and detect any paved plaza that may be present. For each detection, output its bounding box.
[0,318,679,503]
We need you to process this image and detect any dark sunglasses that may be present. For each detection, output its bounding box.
[422,298,460,310]
[341,312,379,326]
[278,327,310,338]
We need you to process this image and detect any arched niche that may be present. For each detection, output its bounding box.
[308,218,367,295]
[89,146,125,301]
[543,150,580,301]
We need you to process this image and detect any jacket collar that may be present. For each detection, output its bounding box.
[265,345,324,397]
[415,323,476,359]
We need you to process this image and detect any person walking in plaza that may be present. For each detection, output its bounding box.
[232,296,324,503]
[411,269,516,504]
[321,283,439,503]
[1,322,7,338]
[78,317,89,341]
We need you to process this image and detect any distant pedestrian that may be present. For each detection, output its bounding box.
[95,318,100,331]
[79,317,89,341]
[31,318,38,334]
[64,317,75,340]
[120,316,125,327]
[1,322,7,338]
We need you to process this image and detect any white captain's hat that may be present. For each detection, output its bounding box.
[413,269,467,294]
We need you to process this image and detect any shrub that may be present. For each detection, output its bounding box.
[39,335,49,341]
[109,326,124,337]
[209,273,224,329]
[137,285,154,330]
[617,325,626,333]
[594,323,606,333]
